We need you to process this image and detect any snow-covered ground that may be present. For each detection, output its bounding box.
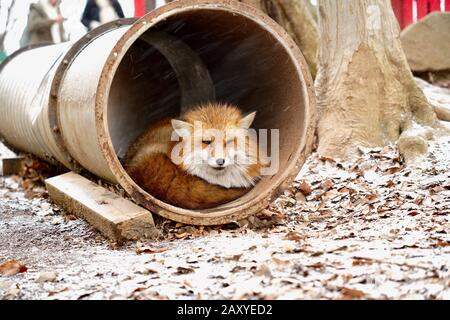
[1,134,449,300]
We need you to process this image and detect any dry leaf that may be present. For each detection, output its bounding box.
[284,231,303,241]
[136,247,168,255]
[0,260,28,276]
[175,267,195,275]
[341,287,366,299]
[322,179,334,190]
[298,181,312,195]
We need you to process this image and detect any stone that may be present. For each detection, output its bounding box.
[401,13,450,72]
[35,271,58,283]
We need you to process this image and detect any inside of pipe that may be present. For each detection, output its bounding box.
[107,9,306,211]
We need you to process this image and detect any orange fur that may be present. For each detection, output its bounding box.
[124,103,262,210]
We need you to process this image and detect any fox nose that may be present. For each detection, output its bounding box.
[216,159,225,166]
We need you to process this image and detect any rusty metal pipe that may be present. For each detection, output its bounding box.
[0,0,316,226]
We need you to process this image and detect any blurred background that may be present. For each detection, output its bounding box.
[0,0,448,62]
[0,0,167,57]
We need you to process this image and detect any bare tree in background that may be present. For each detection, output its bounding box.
[145,0,156,12]
[0,0,17,52]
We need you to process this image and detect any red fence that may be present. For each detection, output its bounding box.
[134,0,146,17]
[392,0,450,29]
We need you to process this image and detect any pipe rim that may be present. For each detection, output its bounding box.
[96,0,316,225]
[48,18,137,172]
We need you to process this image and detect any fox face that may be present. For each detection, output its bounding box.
[170,103,260,189]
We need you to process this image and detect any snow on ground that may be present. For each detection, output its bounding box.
[1,134,449,300]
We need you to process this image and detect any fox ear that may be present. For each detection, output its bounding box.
[239,111,256,129]
[171,120,193,138]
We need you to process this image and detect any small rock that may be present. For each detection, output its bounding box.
[0,281,12,290]
[255,264,272,278]
[4,285,20,299]
[40,202,51,210]
[35,271,58,283]
[36,209,53,217]
[51,217,64,225]
[401,13,450,72]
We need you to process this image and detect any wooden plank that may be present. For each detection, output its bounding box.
[1,157,25,176]
[45,172,158,243]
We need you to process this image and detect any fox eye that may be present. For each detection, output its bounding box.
[202,140,212,145]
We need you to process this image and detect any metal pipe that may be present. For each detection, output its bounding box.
[0,0,316,226]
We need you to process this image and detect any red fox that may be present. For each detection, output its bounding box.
[124,102,263,210]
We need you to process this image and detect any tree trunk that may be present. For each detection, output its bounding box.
[240,0,318,78]
[315,0,445,162]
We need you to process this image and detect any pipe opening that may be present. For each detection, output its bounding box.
[101,3,312,224]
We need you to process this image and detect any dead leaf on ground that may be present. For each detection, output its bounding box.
[322,179,334,190]
[307,262,325,269]
[0,260,28,276]
[340,287,366,300]
[319,156,336,163]
[298,181,312,195]
[284,231,303,241]
[175,267,195,275]
[272,258,291,267]
[352,258,375,266]
[136,247,168,255]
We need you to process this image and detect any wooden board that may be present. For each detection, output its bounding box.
[1,157,25,176]
[45,172,158,243]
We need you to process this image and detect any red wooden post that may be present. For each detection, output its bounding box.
[134,0,146,17]
[446,0,450,11]
[417,0,429,20]
[391,0,405,28]
[429,0,442,12]
[391,0,414,29]
[403,0,414,28]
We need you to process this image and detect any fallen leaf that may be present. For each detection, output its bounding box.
[307,262,325,269]
[341,287,366,300]
[175,267,195,275]
[0,260,28,276]
[319,156,336,163]
[352,258,374,266]
[322,179,334,190]
[436,240,450,247]
[225,254,243,262]
[272,258,291,267]
[298,181,312,195]
[385,166,402,175]
[136,247,168,255]
[284,231,303,241]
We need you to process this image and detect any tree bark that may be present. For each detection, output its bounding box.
[315,0,445,162]
[239,0,318,78]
